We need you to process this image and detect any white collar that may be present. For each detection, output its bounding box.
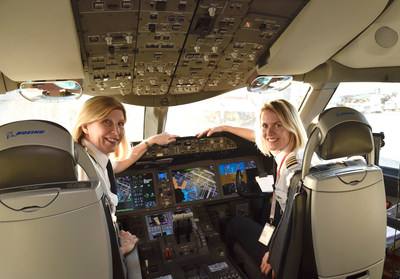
[82,139,109,170]
[272,145,290,163]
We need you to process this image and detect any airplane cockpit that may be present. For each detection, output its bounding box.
[1,0,400,278]
[117,133,268,278]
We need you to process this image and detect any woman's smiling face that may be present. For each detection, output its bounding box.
[82,109,125,155]
[261,109,291,154]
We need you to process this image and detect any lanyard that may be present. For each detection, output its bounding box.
[277,153,290,178]
[270,152,290,223]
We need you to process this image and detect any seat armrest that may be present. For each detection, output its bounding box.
[125,247,142,279]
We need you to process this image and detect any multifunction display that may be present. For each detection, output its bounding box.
[116,173,157,212]
[145,208,193,241]
[218,160,258,196]
[171,165,218,203]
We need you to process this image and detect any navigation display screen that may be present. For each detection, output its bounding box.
[218,160,258,196]
[115,172,157,212]
[171,165,218,203]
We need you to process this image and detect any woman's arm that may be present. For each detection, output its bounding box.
[196,125,255,142]
[113,132,179,173]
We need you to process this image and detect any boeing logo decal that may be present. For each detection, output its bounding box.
[336,112,355,117]
[6,130,45,139]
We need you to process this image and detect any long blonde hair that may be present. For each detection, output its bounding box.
[72,96,130,160]
[255,99,307,156]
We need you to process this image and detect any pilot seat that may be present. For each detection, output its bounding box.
[0,120,139,279]
[234,107,387,279]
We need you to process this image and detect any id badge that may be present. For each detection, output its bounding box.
[258,223,275,247]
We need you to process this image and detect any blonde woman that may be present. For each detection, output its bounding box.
[72,96,179,254]
[197,99,308,277]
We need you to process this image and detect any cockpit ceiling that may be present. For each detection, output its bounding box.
[0,0,308,106]
[73,0,308,106]
[0,0,391,106]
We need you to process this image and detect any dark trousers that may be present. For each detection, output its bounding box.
[225,215,268,264]
[225,197,282,265]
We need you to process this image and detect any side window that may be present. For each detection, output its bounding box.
[326,82,399,168]
[0,90,145,142]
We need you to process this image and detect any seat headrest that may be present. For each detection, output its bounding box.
[0,120,98,188]
[302,107,374,179]
[309,107,373,160]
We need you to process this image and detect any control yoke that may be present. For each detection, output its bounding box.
[235,169,269,198]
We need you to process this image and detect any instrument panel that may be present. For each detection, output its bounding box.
[117,134,272,278]
[115,156,262,215]
[117,133,270,216]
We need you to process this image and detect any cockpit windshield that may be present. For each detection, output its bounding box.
[0,82,310,143]
[165,81,310,136]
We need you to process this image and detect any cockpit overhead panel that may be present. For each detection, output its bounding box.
[70,0,308,106]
